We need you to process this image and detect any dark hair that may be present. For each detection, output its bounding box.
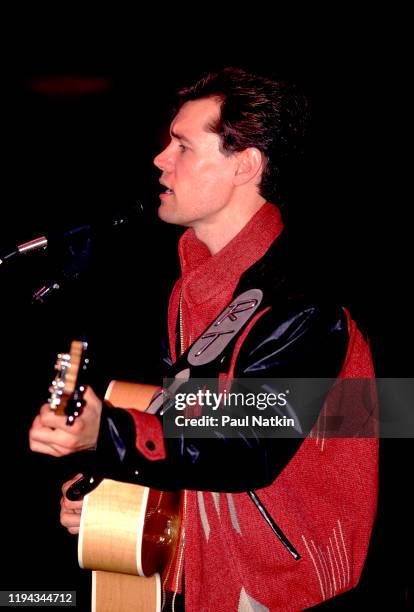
[175,66,309,205]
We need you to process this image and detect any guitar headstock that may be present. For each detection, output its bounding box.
[49,340,89,425]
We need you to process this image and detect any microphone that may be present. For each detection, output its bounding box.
[0,201,144,266]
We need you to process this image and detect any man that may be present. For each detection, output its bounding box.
[30,67,378,610]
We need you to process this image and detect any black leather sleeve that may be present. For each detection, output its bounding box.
[94,302,349,492]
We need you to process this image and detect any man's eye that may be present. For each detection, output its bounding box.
[179,144,187,152]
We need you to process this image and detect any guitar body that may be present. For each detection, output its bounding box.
[78,381,180,612]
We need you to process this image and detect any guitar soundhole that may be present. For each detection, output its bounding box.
[142,489,180,576]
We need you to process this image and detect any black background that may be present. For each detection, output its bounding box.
[1,12,411,610]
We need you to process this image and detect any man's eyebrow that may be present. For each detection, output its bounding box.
[170,129,193,144]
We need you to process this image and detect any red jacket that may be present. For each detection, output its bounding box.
[111,203,378,610]
[167,204,377,610]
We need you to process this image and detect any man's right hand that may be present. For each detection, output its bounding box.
[60,474,84,535]
[29,386,102,457]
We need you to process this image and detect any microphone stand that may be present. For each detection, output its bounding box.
[0,201,144,284]
[1,224,93,304]
[31,233,92,304]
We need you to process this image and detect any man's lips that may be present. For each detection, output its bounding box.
[159,189,175,199]
[159,182,175,197]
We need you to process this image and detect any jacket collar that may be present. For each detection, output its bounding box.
[178,202,284,306]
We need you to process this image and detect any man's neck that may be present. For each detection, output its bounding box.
[193,196,267,255]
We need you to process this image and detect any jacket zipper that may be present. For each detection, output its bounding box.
[168,291,188,610]
[171,490,187,612]
[178,289,192,356]
[178,289,185,357]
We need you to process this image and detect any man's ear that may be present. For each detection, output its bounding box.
[233,147,264,186]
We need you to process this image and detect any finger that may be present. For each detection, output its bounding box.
[84,385,100,403]
[61,495,83,511]
[61,475,85,509]
[61,500,82,512]
[30,424,83,452]
[39,404,84,432]
[61,495,83,512]
[29,439,75,457]
[60,511,81,531]
[60,510,82,525]
[38,403,67,425]
[29,413,45,433]
[30,412,79,449]
[62,474,83,495]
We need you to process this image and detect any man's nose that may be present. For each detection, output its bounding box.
[153,147,172,171]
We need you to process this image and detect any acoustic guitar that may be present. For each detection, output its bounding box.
[49,340,181,612]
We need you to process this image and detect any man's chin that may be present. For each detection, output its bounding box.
[158,202,181,226]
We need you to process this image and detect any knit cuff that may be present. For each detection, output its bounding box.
[125,409,167,461]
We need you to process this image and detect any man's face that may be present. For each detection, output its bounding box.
[154,97,239,230]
